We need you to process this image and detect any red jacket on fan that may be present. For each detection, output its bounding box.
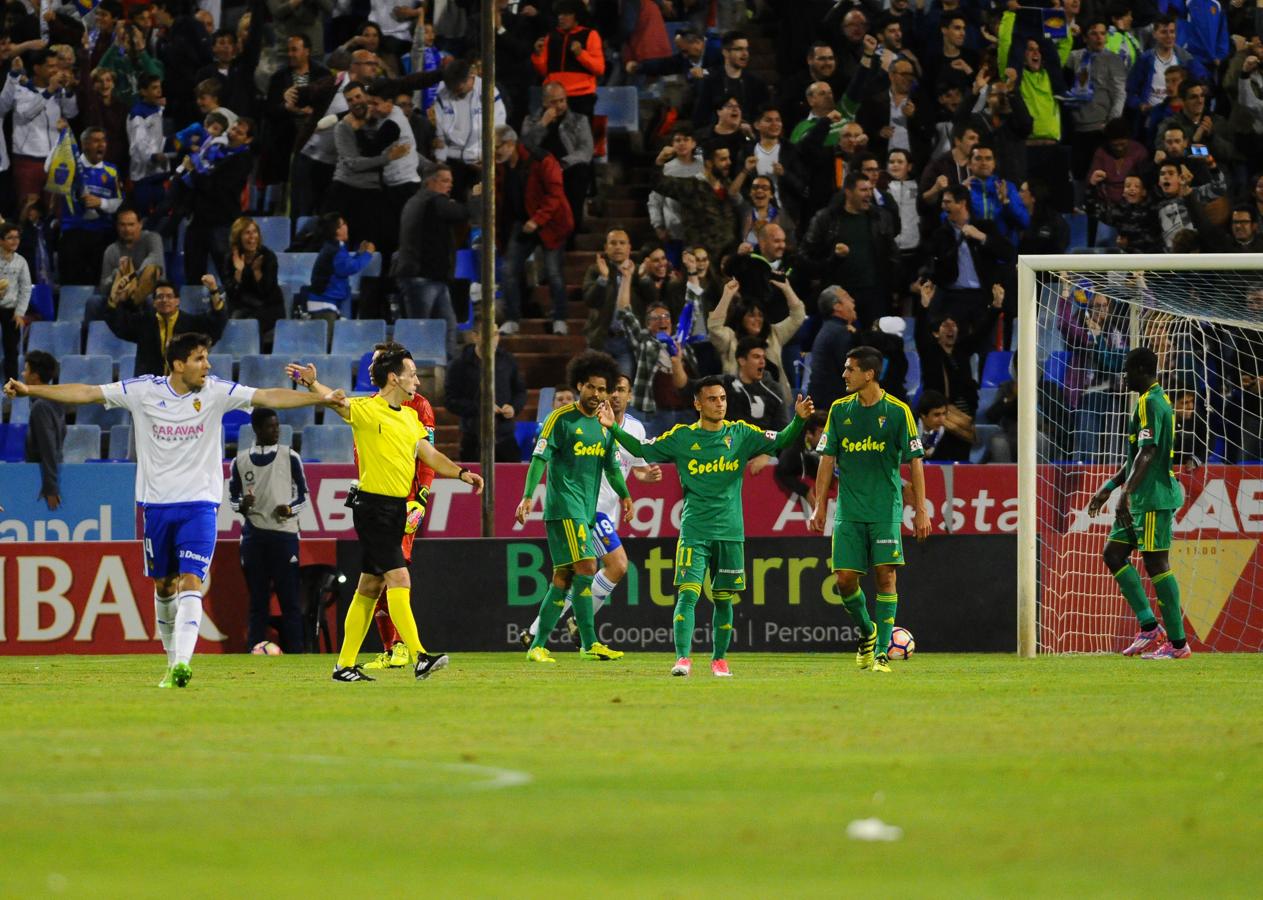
[531,24,604,98]
[496,144,575,250]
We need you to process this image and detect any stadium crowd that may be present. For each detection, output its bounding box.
[2,0,1263,481]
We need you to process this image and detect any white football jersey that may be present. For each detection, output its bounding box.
[597,413,647,523]
[101,375,256,505]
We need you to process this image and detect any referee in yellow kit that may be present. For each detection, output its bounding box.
[296,346,484,682]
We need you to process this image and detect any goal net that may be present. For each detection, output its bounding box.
[1017,255,1263,655]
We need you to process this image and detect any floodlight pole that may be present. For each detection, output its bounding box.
[478,0,497,537]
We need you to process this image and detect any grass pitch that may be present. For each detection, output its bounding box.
[2,652,1261,898]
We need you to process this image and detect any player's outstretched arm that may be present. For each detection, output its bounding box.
[809,453,836,533]
[415,439,484,493]
[909,457,931,541]
[254,386,348,413]
[4,379,104,406]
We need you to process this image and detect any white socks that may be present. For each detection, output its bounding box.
[591,572,617,615]
[155,593,177,666]
[173,590,203,666]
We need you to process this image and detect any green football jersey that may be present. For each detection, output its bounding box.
[634,419,794,542]
[1124,383,1184,513]
[534,404,620,522]
[819,392,923,524]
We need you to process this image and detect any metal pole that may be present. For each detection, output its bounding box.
[478,0,497,537]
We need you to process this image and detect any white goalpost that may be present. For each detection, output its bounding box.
[1017,253,1263,657]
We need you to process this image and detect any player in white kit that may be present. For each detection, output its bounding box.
[4,329,344,687]
[522,373,662,647]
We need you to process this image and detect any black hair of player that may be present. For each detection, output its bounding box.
[1125,347,1158,379]
[695,374,727,394]
[567,351,620,393]
[371,347,413,388]
[846,345,885,375]
[166,332,213,368]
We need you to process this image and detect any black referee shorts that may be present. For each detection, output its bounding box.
[352,491,408,576]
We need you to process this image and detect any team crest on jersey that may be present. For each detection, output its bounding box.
[877,416,886,428]
[724,435,733,449]
[193,399,202,412]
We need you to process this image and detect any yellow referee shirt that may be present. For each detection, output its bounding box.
[348,395,427,497]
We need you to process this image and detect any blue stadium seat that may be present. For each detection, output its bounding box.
[208,353,234,380]
[273,319,330,356]
[0,422,26,461]
[391,319,446,365]
[454,248,478,281]
[594,86,639,132]
[164,250,184,286]
[214,319,260,359]
[354,350,374,391]
[971,424,1001,464]
[76,404,127,428]
[179,285,210,314]
[300,423,354,462]
[58,285,94,322]
[86,320,134,357]
[116,354,135,380]
[223,409,248,444]
[108,423,133,460]
[8,395,30,424]
[981,351,1013,388]
[904,349,921,399]
[294,216,318,241]
[237,354,291,389]
[536,387,556,421]
[26,321,81,358]
[63,424,102,462]
[277,405,316,431]
[58,354,112,386]
[514,421,539,461]
[305,354,357,393]
[276,252,317,287]
[902,316,915,347]
[235,423,293,450]
[1065,213,1088,249]
[977,387,999,417]
[254,216,291,251]
[331,319,387,355]
[1043,350,1071,387]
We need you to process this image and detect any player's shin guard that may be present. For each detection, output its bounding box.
[373,597,401,648]
[155,592,177,666]
[1152,571,1186,646]
[336,592,378,668]
[673,586,700,659]
[385,586,425,656]
[591,571,617,615]
[529,585,568,650]
[570,574,597,649]
[841,588,874,636]
[173,590,202,665]
[712,592,735,660]
[1112,563,1158,630]
[875,593,898,657]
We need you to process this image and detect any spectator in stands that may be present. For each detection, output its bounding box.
[57,127,123,287]
[0,221,32,382]
[105,276,228,377]
[708,275,805,401]
[738,174,796,256]
[552,385,576,409]
[582,228,652,375]
[742,103,804,219]
[625,25,714,83]
[692,30,769,127]
[982,366,1018,464]
[913,286,983,428]
[289,58,365,220]
[925,185,1013,342]
[648,125,702,259]
[11,49,77,208]
[364,78,423,260]
[963,79,1032,188]
[1153,159,1226,251]
[802,172,898,327]
[807,285,859,408]
[262,35,331,208]
[652,143,748,266]
[917,388,973,463]
[964,143,1028,246]
[637,245,678,313]
[184,116,256,284]
[230,406,309,653]
[857,56,930,163]
[268,0,331,57]
[778,41,845,131]
[1226,36,1263,165]
[79,68,130,180]
[697,94,750,163]
[1085,172,1161,253]
[1216,207,1263,253]
[865,316,910,403]
[1017,179,1070,256]
[616,284,696,438]
[1156,80,1238,176]
[919,120,977,217]
[1065,20,1128,181]
[1170,388,1207,470]
[126,72,168,218]
[1104,3,1142,68]
[445,329,527,462]
[433,58,507,197]
[495,125,574,337]
[924,11,977,94]
[531,0,604,121]
[392,163,470,361]
[97,207,164,305]
[302,213,375,322]
[1125,14,1209,118]
[723,334,789,432]
[774,409,825,501]
[1010,38,1068,204]
[1086,117,1148,205]
[223,217,284,345]
[1056,286,1128,463]
[1219,288,1263,461]
[729,221,792,317]
[192,2,265,119]
[21,349,64,510]
[98,22,164,109]
[326,82,404,246]
[521,80,594,238]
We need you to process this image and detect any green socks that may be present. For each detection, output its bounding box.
[712,592,735,660]
[529,584,568,650]
[673,587,700,658]
[875,593,898,656]
[841,588,874,638]
[1152,571,1185,643]
[569,574,597,649]
[1112,564,1158,630]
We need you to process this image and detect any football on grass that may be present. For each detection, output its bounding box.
[251,641,282,656]
[887,628,915,660]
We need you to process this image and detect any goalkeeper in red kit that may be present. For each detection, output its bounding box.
[287,342,436,669]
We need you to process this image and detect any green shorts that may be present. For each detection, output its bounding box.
[545,518,598,568]
[674,538,746,593]
[1107,508,1174,553]
[831,520,905,573]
